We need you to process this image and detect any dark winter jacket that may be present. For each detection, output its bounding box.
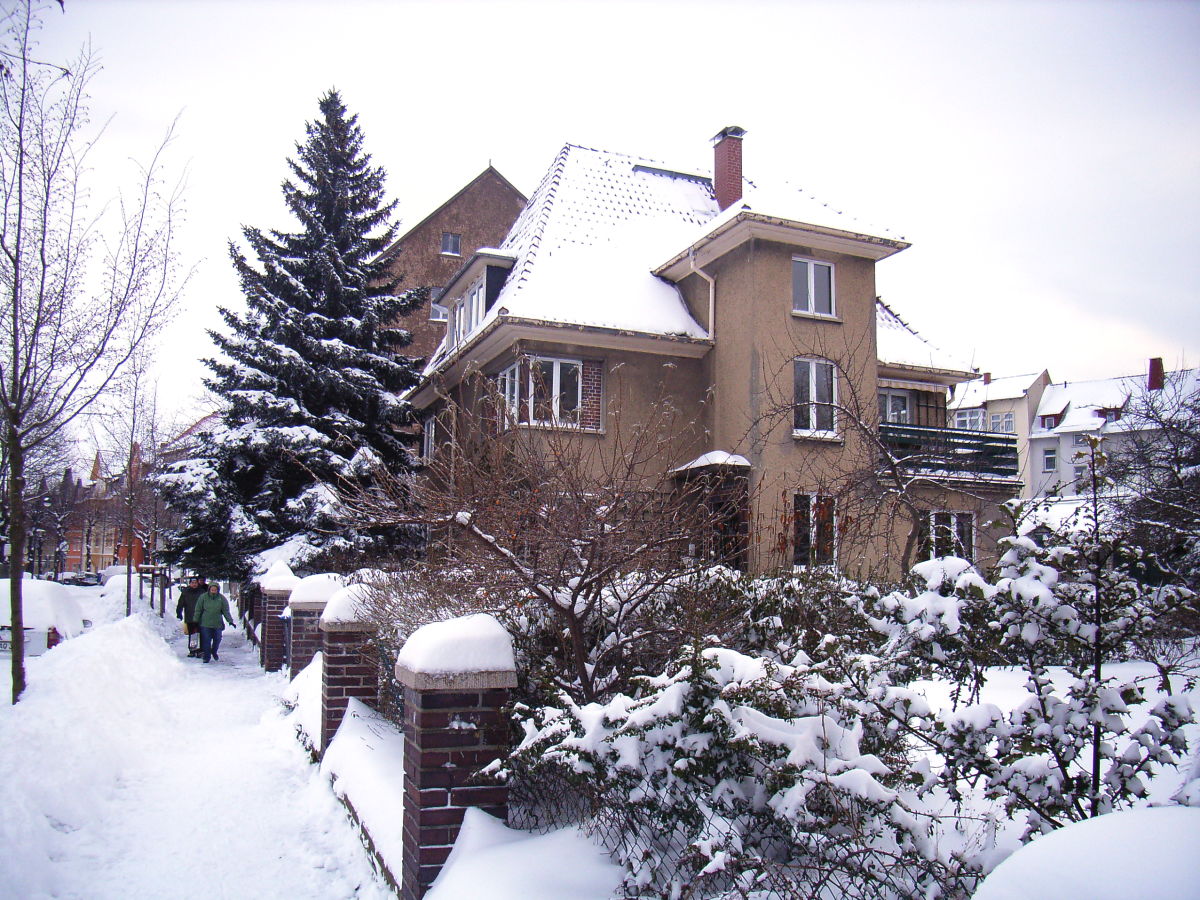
[193,590,235,629]
[176,584,205,623]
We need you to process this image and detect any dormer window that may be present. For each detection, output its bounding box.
[448,280,487,348]
[792,257,834,317]
[429,287,448,322]
[1040,414,1060,429]
[1100,407,1122,423]
[440,232,461,256]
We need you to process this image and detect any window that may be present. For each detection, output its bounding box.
[954,408,987,431]
[421,416,437,460]
[448,280,486,348]
[1042,447,1057,472]
[1039,414,1060,429]
[794,358,836,436]
[440,232,461,256]
[791,257,834,316]
[794,494,836,567]
[497,363,520,424]
[429,287,448,322]
[529,357,581,426]
[990,411,1015,433]
[879,389,911,424]
[1072,432,1088,446]
[1073,465,1089,489]
[918,512,974,561]
[1100,407,1122,424]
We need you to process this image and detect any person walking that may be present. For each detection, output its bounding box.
[193,582,236,664]
[175,576,206,658]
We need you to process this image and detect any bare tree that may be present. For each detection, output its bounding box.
[1,1,185,702]
[339,368,738,703]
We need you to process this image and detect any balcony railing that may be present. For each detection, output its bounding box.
[878,423,1019,481]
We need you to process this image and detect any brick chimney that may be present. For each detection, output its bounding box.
[982,372,992,385]
[1148,357,1165,391]
[712,126,746,212]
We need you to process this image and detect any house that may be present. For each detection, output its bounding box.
[1027,358,1198,498]
[409,128,1021,578]
[378,167,527,364]
[949,370,1053,497]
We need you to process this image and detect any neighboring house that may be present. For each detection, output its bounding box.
[1028,358,1198,498]
[949,370,1053,497]
[378,167,527,364]
[409,128,1020,578]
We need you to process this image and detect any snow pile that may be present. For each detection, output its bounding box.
[257,558,296,586]
[284,651,324,751]
[396,613,515,676]
[321,698,407,875]
[427,808,624,900]
[671,450,750,472]
[0,615,188,897]
[973,806,1200,900]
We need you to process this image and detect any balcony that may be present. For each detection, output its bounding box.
[878,423,1019,481]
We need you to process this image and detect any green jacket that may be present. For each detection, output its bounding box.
[193,591,235,629]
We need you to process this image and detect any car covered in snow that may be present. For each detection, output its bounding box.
[0,578,91,657]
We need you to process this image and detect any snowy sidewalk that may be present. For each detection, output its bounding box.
[0,610,392,900]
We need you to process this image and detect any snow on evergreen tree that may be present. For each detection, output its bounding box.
[160,90,424,577]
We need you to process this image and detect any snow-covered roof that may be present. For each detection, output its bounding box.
[1032,368,1199,437]
[949,372,1045,410]
[875,300,971,374]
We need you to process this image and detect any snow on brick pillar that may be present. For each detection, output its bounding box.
[259,587,291,672]
[287,573,347,681]
[712,125,746,211]
[394,614,517,900]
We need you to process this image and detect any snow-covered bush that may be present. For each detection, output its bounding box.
[504,643,980,899]
[857,506,1198,839]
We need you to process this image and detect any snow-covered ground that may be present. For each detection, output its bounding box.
[0,584,392,900]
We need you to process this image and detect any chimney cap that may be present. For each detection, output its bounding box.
[711,125,747,144]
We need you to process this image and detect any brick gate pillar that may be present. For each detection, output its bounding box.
[394,614,516,900]
[258,586,291,672]
[319,594,379,753]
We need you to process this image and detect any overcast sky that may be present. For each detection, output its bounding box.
[38,0,1200,421]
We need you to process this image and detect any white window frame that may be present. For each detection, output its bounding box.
[527,356,582,427]
[793,357,837,438]
[954,408,987,431]
[919,511,975,561]
[429,287,448,322]
[1042,447,1057,473]
[990,411,1015,433]
[421,416,437,460]
[440,232,461,256]
[879,388,912,424]
[791,256,835,317]
[497,363,520,425]
[793,493,837,569]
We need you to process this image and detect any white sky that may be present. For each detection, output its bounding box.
[38,0,1200,422]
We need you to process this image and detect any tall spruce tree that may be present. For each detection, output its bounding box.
[160,90,423,577]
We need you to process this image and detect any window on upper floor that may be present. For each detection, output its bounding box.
[440,232,461,256]
[1073,464,1089,490]
[955,408,987,431]
[530,357,581,427]
[794,493,836,568]
[447,280,486,348]
[1042,447,1057,472]
[794,358,837,437]
[421,415,438,461]
[990,411,1015,433]
[878,389,912,424]
[791,257,835,317]
[1100,407,1122,424]
[1072,432,1090,446]
[429,287,448,321]
[918,511,974,562]
[1039,414,1060,429]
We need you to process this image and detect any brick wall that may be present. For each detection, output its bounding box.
[320,621,379,753]
[288,604,324,681]
[259,588,290,672]
[581,358,603,430]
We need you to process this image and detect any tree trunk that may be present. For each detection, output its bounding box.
[8,427,27,703]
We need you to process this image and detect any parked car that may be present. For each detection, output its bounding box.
[61,572,102,586]
[0,579,90,657]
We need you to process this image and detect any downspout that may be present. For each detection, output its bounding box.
[687,248,715,339]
